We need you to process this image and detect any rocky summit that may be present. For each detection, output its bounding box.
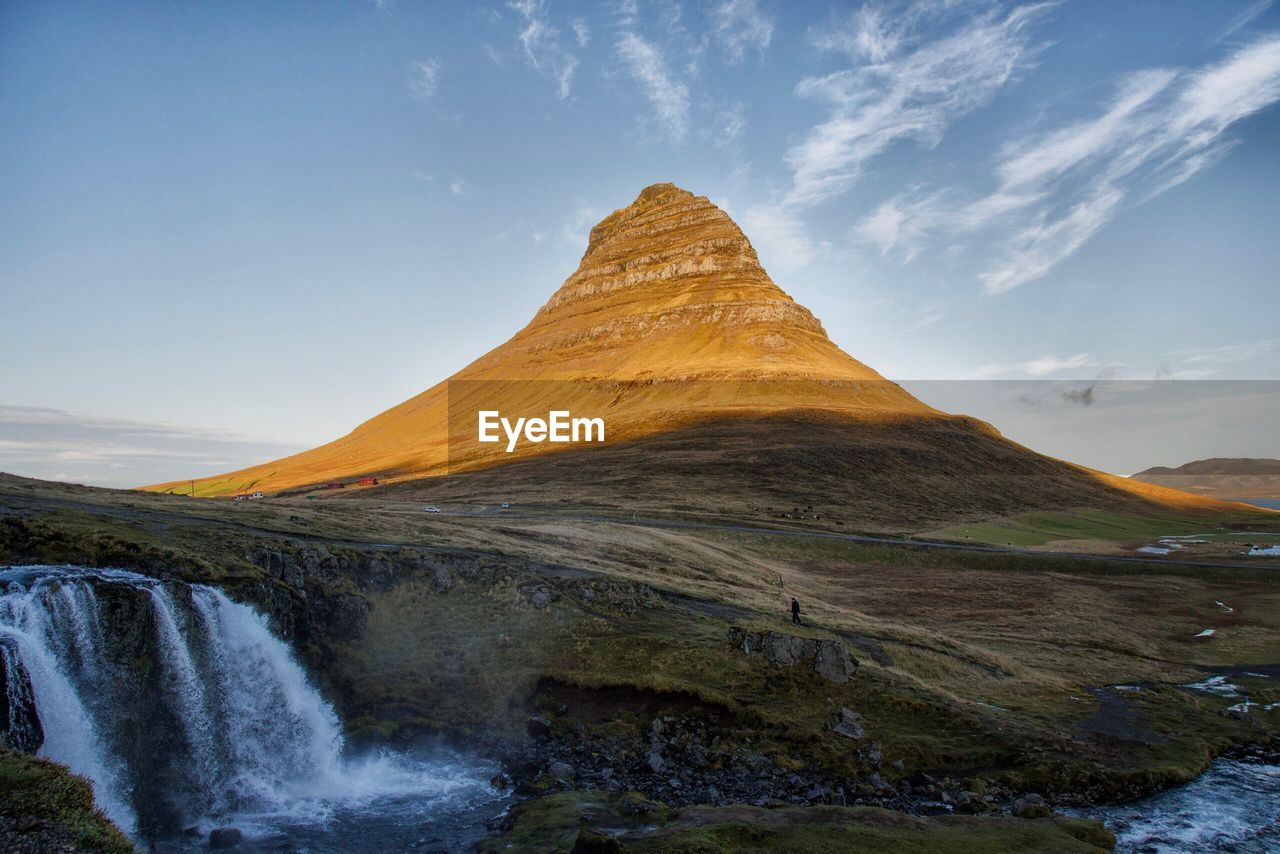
[482,182,888,383]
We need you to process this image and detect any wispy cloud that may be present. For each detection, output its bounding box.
[509,0,579,99]
[862,33,1280,294]
[710,0,774,63]
[571,17,590,47]
[408,57,443,102]
[0,406,301,489]
[786,3,1050,210]
[450,178,470,197]
[852,188,948,261]
[748,1,1051,269]
[979,37,1280,293]
[1170,339,1278,365]
[1221,0,1274,40]
[972,352,1097,379]
[559,199,601,250]
[616,32,690,142]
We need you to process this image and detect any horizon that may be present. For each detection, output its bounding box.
[3,0,1279,487]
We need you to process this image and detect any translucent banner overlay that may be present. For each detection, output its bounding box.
[442,379,1279,491]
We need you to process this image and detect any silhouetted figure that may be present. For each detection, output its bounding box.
[791,598,802,626]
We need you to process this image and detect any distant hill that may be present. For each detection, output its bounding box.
[1133,458,1280,499]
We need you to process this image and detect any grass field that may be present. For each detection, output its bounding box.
[2,472,1278,850]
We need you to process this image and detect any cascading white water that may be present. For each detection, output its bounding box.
[0,564,501,848]
[0,568,135,830]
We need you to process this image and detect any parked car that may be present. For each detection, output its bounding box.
[424,506,441,513]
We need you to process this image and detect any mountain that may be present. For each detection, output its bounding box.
[1136,458,1280,477]
[143,183,1235,528]
[1133,458,1280,500]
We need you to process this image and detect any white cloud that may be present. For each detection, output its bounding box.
[616,32,690,142]
[786,3,1051,209]
[710,0,774,63]
[713,101,747,146]
[979,183,1123,294]
[1220,0,1274,40]
[450,179,470,196]
[509,0,579,99]
[0,406,301,489]
[408,58,443,102]
[571,17,590,47]
[978,35,1280,292]
[873,33,1280,294]
[852,189,948,260]
[1170,339,1278,365]
[747,2,1050,271]
[740,206,817,272]
[560,200,601,250]
[411,170,436,184]
[907,303,945,330]
[972,352,1097,379]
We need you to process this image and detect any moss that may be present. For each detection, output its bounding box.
[0,746,133,853]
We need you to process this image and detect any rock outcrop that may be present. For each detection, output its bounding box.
[726,627,859,683]
[0,642,43,753]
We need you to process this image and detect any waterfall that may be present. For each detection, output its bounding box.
[0,564,497,844]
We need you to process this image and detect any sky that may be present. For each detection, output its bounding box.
[1,0,1278,487]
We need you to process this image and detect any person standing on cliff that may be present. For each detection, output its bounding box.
[791,598,802,626]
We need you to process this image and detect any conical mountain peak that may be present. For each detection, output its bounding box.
[145,183,919,495]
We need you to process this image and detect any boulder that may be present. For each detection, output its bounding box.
[762,632,809,667]
[0,641,44,753]
[813,639,858,683]
[547,761,576,782]
[1013,795,1052,819]
[833,708,865,740]
[527,715,552,739]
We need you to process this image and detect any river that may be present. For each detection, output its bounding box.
[1082,757,1280,852]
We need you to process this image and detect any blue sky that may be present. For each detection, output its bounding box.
[1,0,1278,486]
